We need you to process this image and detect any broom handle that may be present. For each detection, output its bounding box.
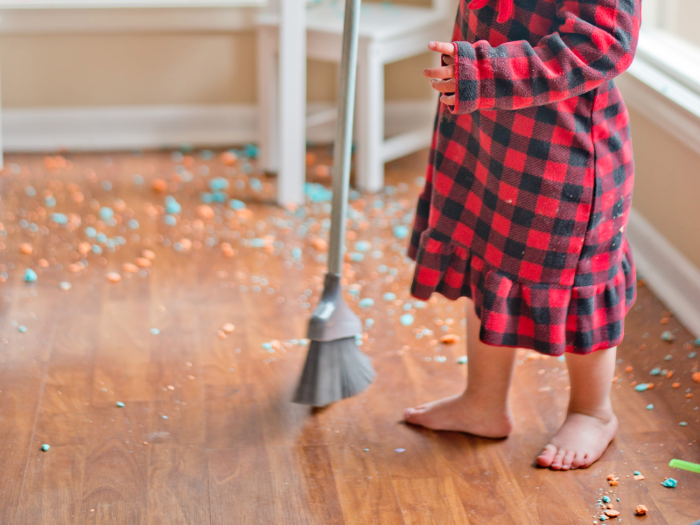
[328,0,362,276]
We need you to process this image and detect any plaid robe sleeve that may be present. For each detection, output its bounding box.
[448,0,642,114]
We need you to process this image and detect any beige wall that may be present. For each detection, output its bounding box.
[625,103,700,269]
[0,0,438,108]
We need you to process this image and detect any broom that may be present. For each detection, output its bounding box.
[292,0,375,407]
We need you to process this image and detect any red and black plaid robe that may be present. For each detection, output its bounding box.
[408,0,642,355]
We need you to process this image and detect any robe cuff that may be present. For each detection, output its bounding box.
[449,41,480,115]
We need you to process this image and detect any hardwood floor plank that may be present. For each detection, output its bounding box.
[2,149,699,523]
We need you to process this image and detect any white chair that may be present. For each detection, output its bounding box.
[257,0,455,193]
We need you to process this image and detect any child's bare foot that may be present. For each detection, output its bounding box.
[404,392,514,438]
[536,409,618,470]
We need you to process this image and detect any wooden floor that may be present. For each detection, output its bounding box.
[0,148,698,525]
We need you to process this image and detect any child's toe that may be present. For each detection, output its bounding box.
[536,444,557,467]
[550,448,567,470]
[561,450,576,470]
[571,452,585,469]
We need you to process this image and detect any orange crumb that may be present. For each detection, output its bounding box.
[197,205,214,220]
[625,365,633,373]
[221,151,238,166]
[635,505,648,515]
[604,510,620,518]
[221,323,235,334]
[672,382,681,388]
[686,393,693,398]
[630,381,637,387]
[314,165,331,177]
[312,238,328,251]
[305,152,317,166]
[646,382,654,390]
[660,317,669,324]
[142,249,156,260]
[692,372,700,383]
[152,179,167,192]
[217,330,227,340]
[19,243,33,255]
[122,263,139,273]
[134,257,151,268]
[38,259,49,268]
[439,334,460,345]
[106,272,121,283]
[666,370,674,379]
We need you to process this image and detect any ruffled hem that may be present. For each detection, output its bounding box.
[408,230,637,356]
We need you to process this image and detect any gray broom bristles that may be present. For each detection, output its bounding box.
[292,337,376,407]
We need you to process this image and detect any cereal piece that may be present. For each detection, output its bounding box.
[661,478,677,488]
[314,165,331,177]
[624,365,633,373]
[106,272,122,283]
[221,323,235,334]
[439,334,460,345]
[220,242,235,258]
[197,205,215,220]
[217,330,227,340]
[634,505,648,515]
[305,152,317,166]
[41,444,50,452]
[666,370,674,379]
[634,473,645,480]
[116,401,125,407]
[606,474,619,486]
[142,249,156,260]
[122,263,139,273]
[152,178,168,192]
[221,151,238,166]
[24,268,38,282]
[604,510,620,518]
[19,243,33,255]
[135,257,152,268]
[692,372,700,383]
[672,382,681,388]
[312,237,328,251]
[661,330,675,342]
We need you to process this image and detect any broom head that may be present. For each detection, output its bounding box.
[292,336,376,407]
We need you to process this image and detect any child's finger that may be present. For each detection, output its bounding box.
[440,94,456,106]
[423,65,455,80]
[428,41,455,56]
[430,79,456,93]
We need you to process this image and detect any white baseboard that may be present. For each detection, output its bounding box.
[626,207,700,338]
[1,99,437,152]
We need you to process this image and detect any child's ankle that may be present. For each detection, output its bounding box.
[566,402,615,422]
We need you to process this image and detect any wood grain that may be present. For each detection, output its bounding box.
[0,148,698,524]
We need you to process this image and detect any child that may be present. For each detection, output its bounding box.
[403,0,642,470]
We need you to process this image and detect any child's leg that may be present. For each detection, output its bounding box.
[403,297,516,438]
[536,347,618,470]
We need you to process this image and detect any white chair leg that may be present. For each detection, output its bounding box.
[277,0,306,206]
[355,39,384,193]
[0,58,4,170]
[257,26,279,174]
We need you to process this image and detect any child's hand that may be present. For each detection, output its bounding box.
[424,41,456,106]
